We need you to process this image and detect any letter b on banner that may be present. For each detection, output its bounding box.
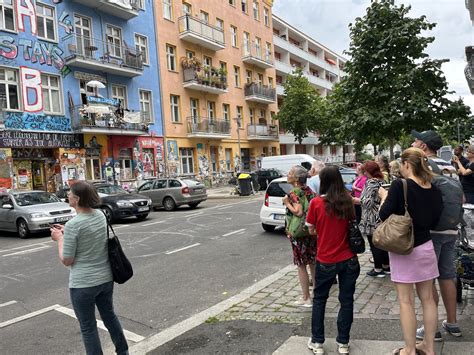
[20,67,43,112]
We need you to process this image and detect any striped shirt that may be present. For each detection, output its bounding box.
[62,209,112,288]
[428,156,457,177]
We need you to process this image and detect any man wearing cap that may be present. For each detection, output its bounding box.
[411,130,463,342]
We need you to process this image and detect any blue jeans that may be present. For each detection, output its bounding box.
[70,281,128,355]
[311,257,360,344]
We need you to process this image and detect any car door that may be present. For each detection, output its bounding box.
[168,179,183,204]
[0,194,15,231]
[137,180,155,203]
[152,179,168,207]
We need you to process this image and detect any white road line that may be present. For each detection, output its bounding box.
[3,245,50,257]
[184,211,203,218]
[0,300,17,308]
[165,243,201,255]
[112,224,130,229]
[141,220,166,227]
[0,304,61,328]
[55,306,145,343]
[0,241,52,254]
[222,228,245,237]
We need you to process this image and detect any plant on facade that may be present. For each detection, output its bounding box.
[324,0,471,159]
[275,67,326,144]
[180,56,201,69]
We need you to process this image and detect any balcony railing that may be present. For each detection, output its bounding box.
[187,117,231,136]
[244,83,276,104]
[178,15,225,51]
[72,0,140,20]
[182,67,228,94]
[247,124,279,139]
[64,33,144,77]
[242,41,273,69]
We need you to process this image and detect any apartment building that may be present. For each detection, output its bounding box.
[0,0,163,192]
[155,0,279,181]
[273,15,355,163]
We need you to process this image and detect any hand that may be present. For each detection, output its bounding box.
[282,195,289,206]
[378,187,388,200]
[51,224,64,232]
[452,155,459,163]
[50,227,63,241]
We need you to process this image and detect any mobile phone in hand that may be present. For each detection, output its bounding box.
[50,223,62,229]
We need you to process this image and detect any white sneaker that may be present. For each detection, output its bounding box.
[295,297,312,308]
[307,338,325,354]
[336,342,350,354]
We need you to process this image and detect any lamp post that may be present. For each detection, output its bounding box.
[234,117,242,172]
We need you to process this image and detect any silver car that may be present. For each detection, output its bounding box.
[0,190,76,238]
[137,178,207,211]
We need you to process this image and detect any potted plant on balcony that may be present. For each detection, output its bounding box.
[180,56,201,69]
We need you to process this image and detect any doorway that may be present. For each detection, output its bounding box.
[32,161,46,190]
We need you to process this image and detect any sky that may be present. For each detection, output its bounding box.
[273,0,474,110]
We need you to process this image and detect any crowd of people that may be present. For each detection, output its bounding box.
[283,130,466,355]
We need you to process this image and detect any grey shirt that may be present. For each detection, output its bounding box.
[62,209,113,288]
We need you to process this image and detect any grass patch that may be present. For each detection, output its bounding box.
[205,316,219,324]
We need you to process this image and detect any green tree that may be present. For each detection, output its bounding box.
[327,0,470,158]
[276,68,326,144]
[438,99,474,146]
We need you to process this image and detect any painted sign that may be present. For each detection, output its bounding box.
[74,71,107,83]
[0,131,84,148]
[5,112,71,131]
[88,96,119,106]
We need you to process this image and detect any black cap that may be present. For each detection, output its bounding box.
[411,130,443,151]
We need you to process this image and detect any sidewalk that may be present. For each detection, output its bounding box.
[206,185,263,199]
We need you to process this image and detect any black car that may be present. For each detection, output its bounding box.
[256,168,283,190]
[94,183,152,222]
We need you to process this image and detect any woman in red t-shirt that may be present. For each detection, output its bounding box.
[306,166,360,355]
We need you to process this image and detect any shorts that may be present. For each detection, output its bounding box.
[431,232,457,280]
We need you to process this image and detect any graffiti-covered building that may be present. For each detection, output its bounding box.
[0,0,162,192]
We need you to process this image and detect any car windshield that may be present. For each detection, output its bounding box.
[12,192,61,206]
[96,185,128,195]
[341,173,356,184]
[182,179,200,186]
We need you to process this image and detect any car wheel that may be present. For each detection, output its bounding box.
[17,219,30,239]
[188,202,199,209]
[163,197,176,211]
[136,214,148,221]
[101,207,114,223]
[262,223,275,232]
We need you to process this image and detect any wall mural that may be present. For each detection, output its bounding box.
[196,143,209,178]
[58,11,73,39]
[5,112,71,132]
[166,140,180,176]
[0,149,12,189]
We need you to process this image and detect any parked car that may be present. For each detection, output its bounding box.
[137,178,207,211]
[256,168,283,190]
[259,177,292,232]
[94,183,152,222]
[0,190,76,238]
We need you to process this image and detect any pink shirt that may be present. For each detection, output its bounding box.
[353,175,367,198]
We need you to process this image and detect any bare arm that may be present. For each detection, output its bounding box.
[51,226,75,267]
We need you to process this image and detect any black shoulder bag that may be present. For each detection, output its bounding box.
[348,220,366,254]
[105,218,134,284]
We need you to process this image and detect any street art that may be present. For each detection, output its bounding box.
[5,112,71,132]
[16,0,37,35]
[20,67,42,112]
[59,11,73,38]
[166,140,180,176]
[196,143,209,178]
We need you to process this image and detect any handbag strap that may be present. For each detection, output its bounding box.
[401,178,408,211]
[100,210,117,240]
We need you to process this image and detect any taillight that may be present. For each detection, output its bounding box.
[181,187,189,194]
[264,192,269,207]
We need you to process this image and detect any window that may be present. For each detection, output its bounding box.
[118,148,132,180]
[233,66,240,87]
[139,90,153,122]
[257,73,263,85]
[265,42,272,61]
[74,15,92,56]
[219,61,227,73]
[241,0,247,13]
[216,18,224,29]
[0,0,15,31]
[230,25,237,47]
[0,67,19,110]
[79,79,95,105]
[249,108,254,125]
[225,148,232,171]
[253,1,259,20]
[112,85,127,108]
[243,31,250,55]
[106,25,123,58]
[137,0,145,9]
[180,148,194,174]
[222,104,230,121]
[200,11,209,23]
[203,56,212,68]
[36,3,56,41]
[135,34,149,65]
[166,44,176,71]
[186,50,195,59]
[85,158,102,181]
[263,7,269,26]
[170,94,180,122]
[229,0,235,5]
[246,70,252,84]
[259,109,266,123]
[236,106,243,127]
[268,77,274,88]
[41,74,61,114]
[163,0,172,20]
[207,101,215,120]
[182,2,191,15]
[255,37,261,57]
[190,98,199,123]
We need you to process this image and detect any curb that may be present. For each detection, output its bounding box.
[207,194,262,200]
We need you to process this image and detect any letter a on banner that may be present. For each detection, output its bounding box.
[20,67,43,112]
[16,0,37,35]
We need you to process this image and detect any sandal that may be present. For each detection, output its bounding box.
[392,348,404,355]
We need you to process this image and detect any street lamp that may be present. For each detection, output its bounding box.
[233,117,242,172]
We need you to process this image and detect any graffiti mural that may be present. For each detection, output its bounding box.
[166,140,180,176]
[5,112,71,132]
[59,11,73,38]
[196,143,209,178]
[0,148,12,189]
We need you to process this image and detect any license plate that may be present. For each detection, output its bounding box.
[138,207,149,212]
[273,214,285,220]
[54,217,70,223]
[194,188,203,193]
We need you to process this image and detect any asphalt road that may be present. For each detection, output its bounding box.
[0,197,293,354]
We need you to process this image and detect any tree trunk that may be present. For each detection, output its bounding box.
[389,139,395,161]
[342,145,346,163]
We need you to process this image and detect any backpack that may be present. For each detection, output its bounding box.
[286,188,313,238]
[431,175,463,231]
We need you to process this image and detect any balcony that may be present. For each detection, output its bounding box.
[182,67,228,94]
[178,15,225,51]
[72,0,140,20]
[244,83,276,104]
[247,124,279,140]
[187,118,231,139]
[242,42,274,69]
[64,34,144,77]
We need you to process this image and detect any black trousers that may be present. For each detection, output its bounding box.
[366,234,389,269]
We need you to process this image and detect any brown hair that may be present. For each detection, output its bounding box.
[319,166,354,220]
[363,160,384,179]
[70,181,101,208]
[400,147,434,184]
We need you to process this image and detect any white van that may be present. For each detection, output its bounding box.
[261,154,317,174]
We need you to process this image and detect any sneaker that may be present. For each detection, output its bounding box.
[307,338,325,354]
[295,298,312,308]
[416,326,443,342]
[382,267,391,274]
[442,320,462,337]
[366,269,385,278]
[336,342,350,354]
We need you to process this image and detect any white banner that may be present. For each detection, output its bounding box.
[123,111,142,123]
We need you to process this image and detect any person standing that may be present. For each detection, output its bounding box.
[306,166,359,355]
[376,155,391,184]
[351,164,367,223]
[379,148,443,355]
[50,181,129,355]
[411,130,456,176]
[307,160,326,195]
[453,145,474,204]
[283,165,316,308]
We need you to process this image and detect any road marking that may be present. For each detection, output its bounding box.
[112,224,130,229]
[55,306,145,343]
[3,245,50,257]
[0,241,52,254]
[165,243,200,255]
[0,300,17,308]
[184,211,203,218]
[222,228,245,237]
[0,304,60,328]
[141,220,166,227]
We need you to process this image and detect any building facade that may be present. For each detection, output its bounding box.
[0,0,162,192]
[155,0,279,183]
[273,15,355,163]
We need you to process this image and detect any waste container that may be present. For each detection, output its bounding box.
[238,173,253,196]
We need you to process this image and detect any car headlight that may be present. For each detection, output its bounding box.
[147,199,152,205]
[116,200,134,207]
[30,212,48,218]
